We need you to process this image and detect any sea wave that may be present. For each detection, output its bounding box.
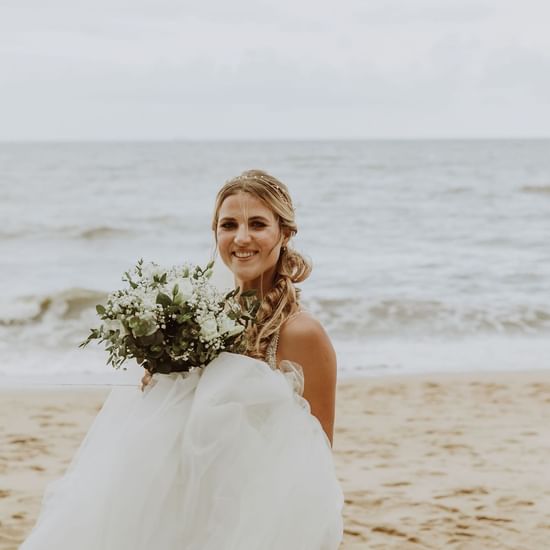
[0,225,132,240]
[0,288,107,326]
[2,292,550,338]
[78,226,132,239]
[443,186,471,194]
[520,185,550,194]
[307,297,550,336]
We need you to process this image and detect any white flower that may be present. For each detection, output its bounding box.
[227,323,245,337]
[173,278,194,305]
[217,314,244,337]
[142,313,159,336]
[103,318,126,334]
[140,262,164,280]
[200,317,219,341]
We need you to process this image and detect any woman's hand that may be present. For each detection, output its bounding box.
[140,370,152,392]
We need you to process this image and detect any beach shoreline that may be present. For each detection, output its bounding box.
[2,369,550,549]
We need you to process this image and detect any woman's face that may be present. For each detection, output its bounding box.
[216,192,285,291]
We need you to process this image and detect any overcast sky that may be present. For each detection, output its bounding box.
[1,0,549,140]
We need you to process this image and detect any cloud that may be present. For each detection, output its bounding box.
[0,0,549,139]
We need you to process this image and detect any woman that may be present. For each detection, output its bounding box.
[21,170,344,550]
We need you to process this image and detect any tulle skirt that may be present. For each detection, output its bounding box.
[21,352,344,550]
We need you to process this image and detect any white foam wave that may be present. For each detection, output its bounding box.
[0,224,133,240]
[0,288,106,326]
[306,297,550,336]
[521,185,550,194]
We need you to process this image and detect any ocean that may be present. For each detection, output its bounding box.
[1,139,549,384]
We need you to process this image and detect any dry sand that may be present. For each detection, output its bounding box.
[1,370,550,549]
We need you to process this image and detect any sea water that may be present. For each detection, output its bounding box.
[1,140,549,383]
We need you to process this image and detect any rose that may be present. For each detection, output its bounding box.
[227,323,245,337]
[218,314,245,337]
[172,278,194,305]
[200,317,219,341]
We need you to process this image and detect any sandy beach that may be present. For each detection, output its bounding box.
[1,370,550,550]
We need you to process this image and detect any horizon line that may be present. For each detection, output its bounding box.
[1,136,549,144]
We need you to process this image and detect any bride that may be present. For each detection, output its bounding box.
[21,169,344,550]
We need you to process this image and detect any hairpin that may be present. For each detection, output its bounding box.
[234,173,291,207]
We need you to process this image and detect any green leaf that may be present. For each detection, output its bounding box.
[176,312,193,323]
[240,289,258,298]
[250,301,261,318]
[123,271,138,289]
[137,330,164,346]
[128,316,140,328]
[96,304,106,315]
[156,292,172,307]
[224,288,238,300]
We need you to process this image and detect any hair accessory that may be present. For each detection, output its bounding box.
[236,173,292,208]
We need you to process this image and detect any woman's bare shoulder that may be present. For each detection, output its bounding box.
[278,311,336,367]
[280,310,326,339]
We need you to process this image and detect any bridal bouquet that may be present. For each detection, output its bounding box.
[80,259,258,374]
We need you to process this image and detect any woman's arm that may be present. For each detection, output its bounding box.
[277,312,337,446]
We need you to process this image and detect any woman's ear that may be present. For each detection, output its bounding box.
[281,230,291,248]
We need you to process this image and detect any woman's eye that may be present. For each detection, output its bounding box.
[251,221,266,228]
[220,222,236,229]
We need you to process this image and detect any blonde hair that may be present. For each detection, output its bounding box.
[212,169,312,359]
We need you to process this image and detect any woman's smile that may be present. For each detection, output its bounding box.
[232,250,259,260]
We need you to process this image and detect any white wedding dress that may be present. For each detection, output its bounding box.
[21,336,344,549]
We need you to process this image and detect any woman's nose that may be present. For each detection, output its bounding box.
[234,223,251,245]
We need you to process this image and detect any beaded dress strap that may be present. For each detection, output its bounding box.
[266,327,305,397]
[265,329,280,370]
